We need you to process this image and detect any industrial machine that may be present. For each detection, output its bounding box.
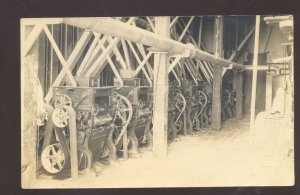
[39,77,133,175]
[200,85,213,127]
[168,87,186,139]
[222,89,236,120]
[114,78,153,154]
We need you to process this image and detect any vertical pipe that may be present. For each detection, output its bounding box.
[265,73,273,111]
[250,15,261,131]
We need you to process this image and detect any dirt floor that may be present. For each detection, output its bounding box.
[31,114,294,188]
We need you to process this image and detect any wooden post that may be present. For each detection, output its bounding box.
[198,17,203,49]
[250,15,261,131]
[64,106,78,179]
[265,73,273,111]
[152,17,170,158]
[235,55,244,119]
[21,24,42,188]
[236,70,244,119]
[211,16,224,130]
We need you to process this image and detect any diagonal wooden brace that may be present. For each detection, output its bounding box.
[44,31,92,102]
[43,25,77,87]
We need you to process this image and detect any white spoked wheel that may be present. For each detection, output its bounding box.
[112,92,133,127]
[54,94,72,108]
[52,106,70,128]
[41,143,66,174]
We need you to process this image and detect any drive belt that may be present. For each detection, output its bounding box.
[53,126,71,170]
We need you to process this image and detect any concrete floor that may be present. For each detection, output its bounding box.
[32,115,294,188]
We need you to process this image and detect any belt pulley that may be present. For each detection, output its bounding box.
[41,94,77,174]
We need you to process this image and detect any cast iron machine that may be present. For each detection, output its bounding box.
[114,78,152,155]
[39,77,133,176]
[221,89,236,121]
[168,86,186,140]
[201,85,213,127]
[185,88,208,133]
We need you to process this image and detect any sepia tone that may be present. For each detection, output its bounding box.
[21,16,294,188]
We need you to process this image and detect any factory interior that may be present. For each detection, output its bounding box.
[21,15,294,188]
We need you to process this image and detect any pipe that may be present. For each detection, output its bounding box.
[244,65,281,75]
[62,17,244,70]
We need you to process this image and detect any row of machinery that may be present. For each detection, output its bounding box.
[36,76,236,176]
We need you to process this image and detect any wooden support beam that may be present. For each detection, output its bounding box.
[105,35,128,70]
[84,17,136,77]
[64,106,78,179]
[250,15,260,133]
[85,37,120,77]
[222,26,255,76]
[211,16,224,130]
[178,16,194,42]
[50,25,61,87]
[21,25,41,187]
[76,33,101,76]
[121,39,131,68]
[43,25,77,87]
[250,15,261,131]
[135,43,154,78]
[78,35,107,75]
[22,23,45,58]
[44,31,92,102]
[198,17,203,49]
[126,41,153,86]
[168,57,181,73]
[98,38,124,86]
[170,16,179,29]
[152,17,170,158]
[146,17,155,32]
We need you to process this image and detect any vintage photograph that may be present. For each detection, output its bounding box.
[21,15,294,188]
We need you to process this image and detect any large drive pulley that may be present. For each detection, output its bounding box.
[41,143,67,174]
[41,144,92,174]
[54,94,72,108]
[52,106,70,128]
[52,94,73,128]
